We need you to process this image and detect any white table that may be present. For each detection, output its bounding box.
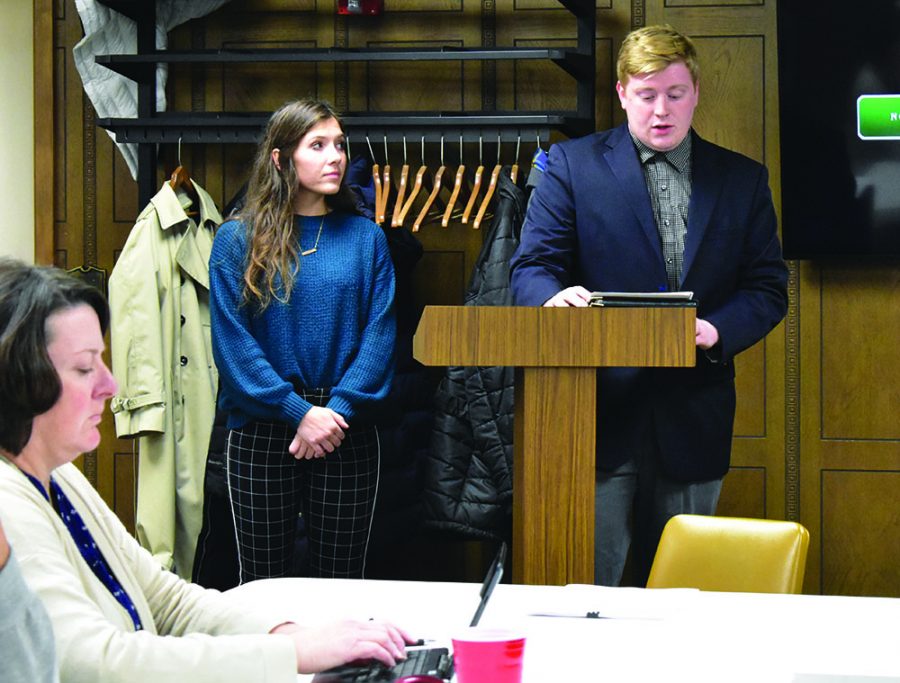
[228,579,900,683]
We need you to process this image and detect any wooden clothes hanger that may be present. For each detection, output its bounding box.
[372,163,382,219]
[413,136,447,232]
[376,136,391,225]
[463,159,484,223]
[169,165,193,193]
[473,134,503,230]
[442,136,466,228]
[396,166,426,228]
[391,137,410,227]
[366,136,383,225]
[473,165,500,229]
[413,165,445,231]
[396,137,429,228]
[169,137,198,217]
[380,162,392,224]
[510,135,521,185]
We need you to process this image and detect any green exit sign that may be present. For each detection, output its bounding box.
[857,95,900,139]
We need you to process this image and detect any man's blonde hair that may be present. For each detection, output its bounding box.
[617,24,699,86]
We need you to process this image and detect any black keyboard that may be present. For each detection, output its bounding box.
[312,647,453,682]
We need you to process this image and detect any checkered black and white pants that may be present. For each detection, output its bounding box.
[225,390,380,581]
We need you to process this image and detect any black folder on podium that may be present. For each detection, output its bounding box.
[589,291,697,307]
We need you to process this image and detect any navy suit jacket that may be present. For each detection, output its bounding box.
[510,124,788,482]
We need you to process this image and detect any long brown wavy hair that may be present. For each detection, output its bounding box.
[239,98,358,309]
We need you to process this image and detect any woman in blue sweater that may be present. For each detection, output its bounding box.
[209,99,396,580]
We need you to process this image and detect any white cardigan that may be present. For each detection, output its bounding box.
[0,457,296,683]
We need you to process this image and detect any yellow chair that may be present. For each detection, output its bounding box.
[645,514,810,594]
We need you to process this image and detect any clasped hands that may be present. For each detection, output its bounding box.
[289,406,348,459]
[543,285,719,350]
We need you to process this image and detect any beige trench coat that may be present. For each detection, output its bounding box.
[109,181,221,578]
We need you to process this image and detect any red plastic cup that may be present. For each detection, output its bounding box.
[451,628,526,683]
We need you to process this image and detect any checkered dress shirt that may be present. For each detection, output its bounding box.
[632,132,693,290]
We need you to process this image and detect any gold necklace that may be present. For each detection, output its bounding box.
[301,214,326,256]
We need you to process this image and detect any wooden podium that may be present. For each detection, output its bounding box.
[413,305,696,585]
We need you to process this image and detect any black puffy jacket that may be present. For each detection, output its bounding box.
[422,169,526,540]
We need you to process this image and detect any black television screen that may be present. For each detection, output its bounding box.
[777,1,900,259]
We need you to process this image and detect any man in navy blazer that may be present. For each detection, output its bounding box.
[510,25,788,586]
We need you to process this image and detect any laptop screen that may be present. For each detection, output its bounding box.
[469,541,507,627]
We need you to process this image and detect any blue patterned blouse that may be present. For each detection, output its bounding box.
[24,471,143,631]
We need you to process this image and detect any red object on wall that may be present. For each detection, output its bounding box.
[337,0,383,15]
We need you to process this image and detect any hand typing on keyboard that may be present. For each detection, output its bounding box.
[271,618,415,674]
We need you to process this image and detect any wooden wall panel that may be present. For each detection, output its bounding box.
[511,38,578,111]
[690,35,765,162]
[389,0,463,11]
[111,141,139,226]
[34,0,56,264]
[821,266,900,440]
[97,134,131,277]
[209,15,330,110]
[55,17,83,266]
[217,145,256,210]
[236,0,318,11]
[416,251,470,306]
[822,470,900,597]
[114,450,137,535]
[53,45,68,231]
[359,42,469,112]
[219,50,321,113]
[733,342,766,437]
[801,258,900,596]
[717,466,766,519]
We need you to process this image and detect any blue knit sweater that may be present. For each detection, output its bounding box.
[209,212,396,430]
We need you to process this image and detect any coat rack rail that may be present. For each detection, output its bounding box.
[97,112,583,144]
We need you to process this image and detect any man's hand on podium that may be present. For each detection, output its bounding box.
[695,318,720,350]
[543,286,591,307]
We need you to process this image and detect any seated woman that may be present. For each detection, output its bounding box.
[0,257,411,683]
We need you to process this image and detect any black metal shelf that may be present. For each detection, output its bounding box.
[99,0,595,20]
[98,111,591,144]
[97,47,592,81]
[92,0,595,206]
